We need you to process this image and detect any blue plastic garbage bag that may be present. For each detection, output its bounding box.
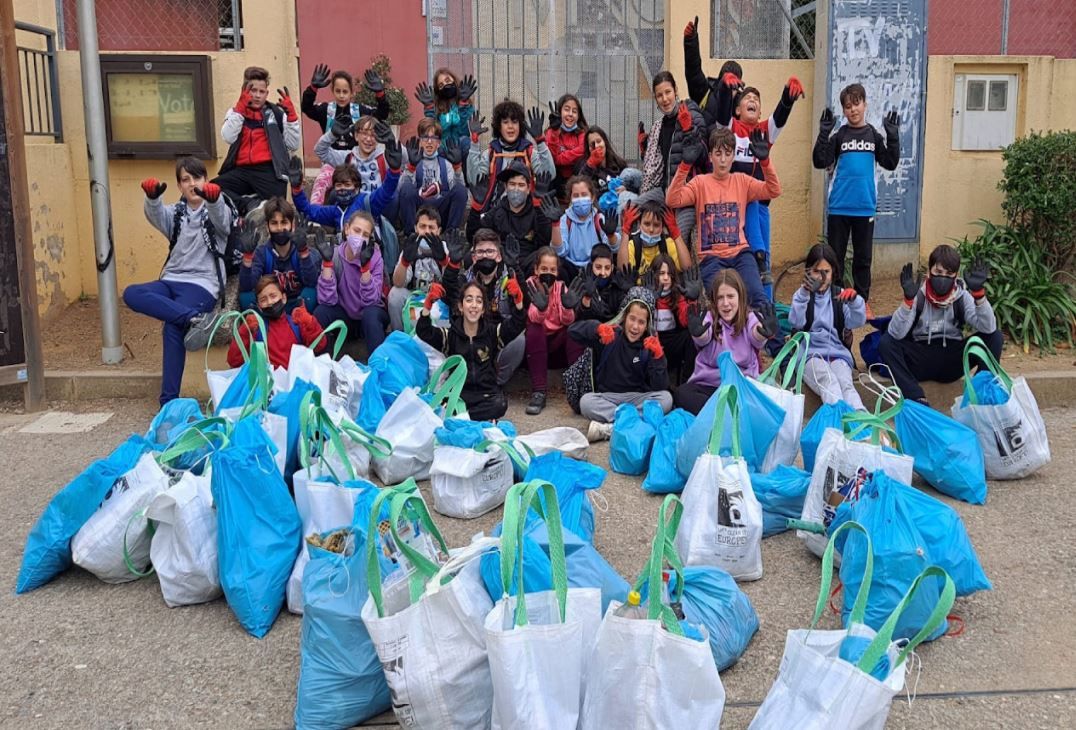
[268,378,320,484]
[528,520,628,616]
[833,470,991,642]
[895,398,987,504]
[480,522,553,601]
[367,331,429,406]
[610,400,662,475]
[961,369,1011,407]
[523,451,607,543]
[858,316,891,367]
[355,367,387,433]
[214,358,273,414]
[146,399,204,450]
[642,408,694,494]
[295,491,391,729]
[16,435,152,594]
[751,465,811,537]
[800,399,857,472]
[212,437,302,638]
[670,566,759,671]
[677,351,785,475]
[435,418,494,449]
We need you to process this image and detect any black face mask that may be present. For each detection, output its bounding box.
[437,83,457,100]
[538,273,556,288]
[335,189,357,207]
[261,299,286,320]
[595,275,611,289]
[929,275,956,297]
[269,231,291,247]
[474,258,498,276]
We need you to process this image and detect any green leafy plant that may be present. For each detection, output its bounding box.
[354,54,410,126]
[998,130,1076,272]
[954,219,1076,353]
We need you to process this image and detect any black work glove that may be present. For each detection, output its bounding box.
[405,136,421,168]
[803,271,823,293]
[679,265,703,301]
[374,120,395,145]
[900,262,922,301]
[446,229,468,267]
[601,209,618,237]
[613,263,635,291]
[331,118,354,140]
[533,171,552,199]
[290,217,309,253]
[401,234,421,266]
[287,156,304,190]
[540,195,563,224]
[526,105,545,140]
[527,280,549,311]
[503,234,521,268]
[681,135,705,166]
[312,227,334,262]
[756,300,779,339]
[547,100,561,131]
[310,63,330,89]
[468,114,489,141]
[582,269,599,299]
[237,218,259,255]
[443,138,462,166]
[964,256,990,292]
[363,69,384,94]
[358,241,374,267]
[383,138,403,171]
[561,276,586,310]
[415,81,435,107]
[819,107,836,138]
[687,304,710,338]
[749,128,770,161]
[469,173,489,205]
[459,74,478,102]
[883,110,900,138]
[641,266,658,293]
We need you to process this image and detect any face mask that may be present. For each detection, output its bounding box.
[659,288,672,298]
[639,231,663,246]
[335,189,357,207]
[538,273,556,288]
[261,299,286,320]
[595,275,611,289]
[346,233,368,256]
[474,258,497,275]
[929,275,955,297]
[562,123,578,133]
[269,230,291,247]
[570,196,592,216]
[505,188,529,209]
[437,83,457,100]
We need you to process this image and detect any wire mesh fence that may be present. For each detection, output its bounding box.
[709,0,816,60]
[928,0,1075,57]
[59,0,243,52]
[427,0,665,165]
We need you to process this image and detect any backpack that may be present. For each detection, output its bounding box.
[798,289,853,355]
[631,234,670,273]
[167,198,240,305]
[324,101,363,133]
[905,290,966,340]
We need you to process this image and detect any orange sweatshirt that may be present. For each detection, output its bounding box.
[665,161,781,260]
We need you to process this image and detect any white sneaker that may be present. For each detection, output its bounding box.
[587,420,613,442]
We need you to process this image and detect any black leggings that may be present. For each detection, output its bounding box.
[463,389,508,421]
[674,380,716,415]
[659,328,696,387]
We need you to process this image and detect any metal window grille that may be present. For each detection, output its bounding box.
[14,22,63,140]
[710,0,816,60]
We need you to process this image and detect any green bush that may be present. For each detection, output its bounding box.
[998,130,1076,272]
[353,54,410,126]
[955,220,1076,353]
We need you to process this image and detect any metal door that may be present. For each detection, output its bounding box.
[426,0,664,163]
[827,0,927,241]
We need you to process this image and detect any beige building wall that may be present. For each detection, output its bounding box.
[14,0,299,321]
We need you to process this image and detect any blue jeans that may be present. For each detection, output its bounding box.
[237,287,317,313]
[699,250,767,310]
[397,179,469,231]
[744,202,773,300]
[312,303,389,357]
[123,279,216,405]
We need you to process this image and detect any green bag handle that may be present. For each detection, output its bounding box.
[205,309,273,414]
[759,331,810,393]
[628,494,687,636]
[476,439,535,475]
[841,410,902,450]
[961,335,1011,405]
[423,354,468,417]
[706,385,742,459]
[339,418,394,461]
[855,566,956,674]
[122,508,157,578]
[402,288,427,336]
[364,482,449,617]
[307,319,349,359]
[297,390,356,482]
[499,479,569,627]
[810,521,874,630]
[156,417,230,466]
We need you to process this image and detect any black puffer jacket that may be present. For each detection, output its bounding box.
[641,99,708,193]
[415,304,526,398]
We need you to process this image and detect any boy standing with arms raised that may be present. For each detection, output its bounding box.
[813,83,900,306]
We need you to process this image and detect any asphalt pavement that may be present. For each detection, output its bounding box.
[1,396,1074,729]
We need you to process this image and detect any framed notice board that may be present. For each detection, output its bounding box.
[101,54,215,158]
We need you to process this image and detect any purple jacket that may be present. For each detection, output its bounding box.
[316,244,384,318]
[687,311,764,388]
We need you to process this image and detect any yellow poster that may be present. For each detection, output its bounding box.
[108,74,196,143]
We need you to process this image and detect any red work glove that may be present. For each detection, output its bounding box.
[677,101,692,132]
[637,121,648,157]
[661,205,681,240]
[424,282,446,312]
[505,277,524,307]
[786,76,805,101]
[684,15,698,38]
[242,313,259,338]
[587,146,604,168]
[621,203,640,236]
[837,288,858,302]
[141,178,167,199]
[277,87,297,122]
[193,183,221,203]
[643,334,664,359]
[722,72,741,89]
[234,85,252,114]
[597,323,617,345]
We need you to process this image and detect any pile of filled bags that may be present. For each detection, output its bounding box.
[14,316,1050,728]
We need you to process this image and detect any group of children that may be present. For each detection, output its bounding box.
[125,24,1005,436]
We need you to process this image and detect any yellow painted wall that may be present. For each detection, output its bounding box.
[919,56,1076,260]
[14,0,299,321]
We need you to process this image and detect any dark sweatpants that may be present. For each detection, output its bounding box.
[213,162,287,214]
[878,328,1004,402]
[674,380,716,415]
[827,214,874,301]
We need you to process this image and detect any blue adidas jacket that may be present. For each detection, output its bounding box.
[812,123,899,217]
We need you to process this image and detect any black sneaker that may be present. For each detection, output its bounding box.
[184,310,224,351]
[525,391,547,415]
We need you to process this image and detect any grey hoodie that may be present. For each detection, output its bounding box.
[144,196,232,298]
[887,284,996,345]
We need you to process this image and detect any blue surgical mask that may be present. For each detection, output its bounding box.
[562,123,578,133]
[570,196,592,216]
[639,232,663,246]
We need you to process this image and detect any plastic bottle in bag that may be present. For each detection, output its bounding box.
[614,590,647,619]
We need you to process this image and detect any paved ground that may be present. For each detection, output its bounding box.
[2,394,1074,729]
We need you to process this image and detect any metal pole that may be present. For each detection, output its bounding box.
[1000,0,1010,54]
[76,0,123,364]
[0,0,46,410]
